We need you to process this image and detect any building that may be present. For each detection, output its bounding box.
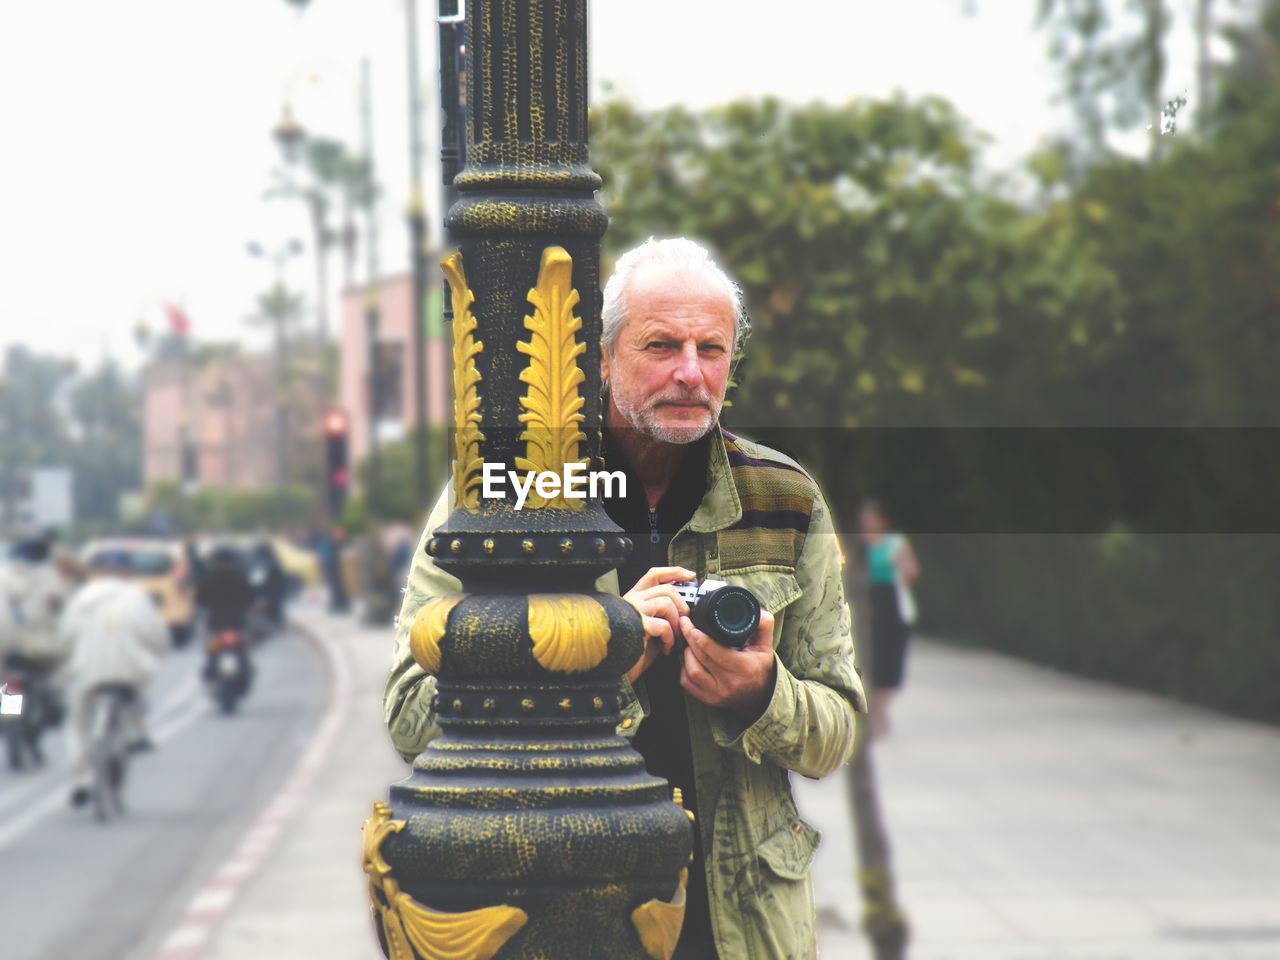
[338,271,448,473]
[142,344,326,492]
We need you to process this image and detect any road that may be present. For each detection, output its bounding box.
[0,625,327,960]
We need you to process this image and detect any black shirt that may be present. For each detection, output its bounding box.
[601,428,717,954]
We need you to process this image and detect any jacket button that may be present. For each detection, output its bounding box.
[791,821,804,835]
[620,717,634,730]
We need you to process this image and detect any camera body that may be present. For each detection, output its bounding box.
[672,579,761,650]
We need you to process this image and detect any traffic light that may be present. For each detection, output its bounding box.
[323,409,350,518]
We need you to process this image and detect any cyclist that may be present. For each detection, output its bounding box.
[57,549,169,807]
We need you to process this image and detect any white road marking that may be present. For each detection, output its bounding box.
[0,681,210,851]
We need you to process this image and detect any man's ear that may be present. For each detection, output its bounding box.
[600,344,611,383]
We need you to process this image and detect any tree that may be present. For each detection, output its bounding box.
[265,136,355,343]
[247,283,308,486]
[593,96,1119,500]
[66,361,142,525]
[0,347,75,528]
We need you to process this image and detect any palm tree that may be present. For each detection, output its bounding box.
[338,152,378,292]
[265,137,347,343]
[247,284,307,486]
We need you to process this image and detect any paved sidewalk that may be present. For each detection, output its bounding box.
[198,608,1280,960]
[200,605,405,960]
[798,641,1280,960]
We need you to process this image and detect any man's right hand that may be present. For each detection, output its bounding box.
[622,566,694,684]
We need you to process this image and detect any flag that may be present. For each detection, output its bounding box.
[163,302,192,338]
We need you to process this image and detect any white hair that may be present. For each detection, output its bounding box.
[601,237,749,354]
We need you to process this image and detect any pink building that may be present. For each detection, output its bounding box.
[338,271,448,479]
[143,349,317,491]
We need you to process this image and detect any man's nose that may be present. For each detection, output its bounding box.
[672,342,704,389]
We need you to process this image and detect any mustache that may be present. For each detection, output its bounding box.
[650,390,714,408]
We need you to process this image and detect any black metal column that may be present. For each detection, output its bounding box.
[363,3,692,958]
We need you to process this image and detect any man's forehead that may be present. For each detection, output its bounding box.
[628,262,732,303]
[624,267,734,330]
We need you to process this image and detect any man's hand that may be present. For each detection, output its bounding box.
[622,567,694,685]
[679,609,777,717]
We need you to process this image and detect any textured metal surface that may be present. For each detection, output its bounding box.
[368,2,691,957]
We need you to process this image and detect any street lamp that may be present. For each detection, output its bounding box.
[406,0,431,518]
[246,238,305,281]
[272,104,307,165]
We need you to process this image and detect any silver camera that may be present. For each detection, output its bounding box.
[672,579,761,649]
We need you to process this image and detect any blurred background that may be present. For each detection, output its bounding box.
[2,1,1279,959]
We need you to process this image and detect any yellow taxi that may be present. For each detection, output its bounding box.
[81,538,197,646]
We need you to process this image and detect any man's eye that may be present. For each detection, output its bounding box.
[699,344,726,354]
[646,341,675,351]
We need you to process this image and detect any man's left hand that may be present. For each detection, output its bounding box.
[678,609,777,717]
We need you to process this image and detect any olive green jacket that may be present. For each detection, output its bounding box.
[384,428,866,959]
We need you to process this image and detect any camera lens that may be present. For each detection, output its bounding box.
[702,585,760,648]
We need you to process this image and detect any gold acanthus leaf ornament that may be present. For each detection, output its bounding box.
[527,594,610,674]
[409,596,463,675]
[442,252,485,511]
[514,246,588,510]
[363,801,528,960]
[631,868,688,960]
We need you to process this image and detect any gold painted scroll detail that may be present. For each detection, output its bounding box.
[527,594,609,674]
[631,867,688,960]
[442,252,485,511]
[363,801,527,960]
[409,596,463,675]
[515,246,588,509]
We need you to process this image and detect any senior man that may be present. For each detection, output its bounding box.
[385,237,865,959]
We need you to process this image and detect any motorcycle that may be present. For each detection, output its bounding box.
[1,663,45,770]
[203,629,252,715]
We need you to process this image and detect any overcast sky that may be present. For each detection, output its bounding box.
[0,1,1201,371]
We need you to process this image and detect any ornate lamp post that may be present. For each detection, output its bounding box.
[363,3,692,958]
[406,0,432,516]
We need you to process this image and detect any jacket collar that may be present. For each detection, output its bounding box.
[686,425,742,534]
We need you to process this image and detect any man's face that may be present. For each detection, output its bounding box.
[602,267,735,444]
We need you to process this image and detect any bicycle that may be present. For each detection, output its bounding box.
[84,684,136,823]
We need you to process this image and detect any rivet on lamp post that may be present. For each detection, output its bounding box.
[362,2,692,958]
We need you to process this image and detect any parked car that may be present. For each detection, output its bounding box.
[80,539,197,647]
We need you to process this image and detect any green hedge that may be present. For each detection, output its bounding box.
[912,533,1280,723]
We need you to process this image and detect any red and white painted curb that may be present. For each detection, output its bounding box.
[152,616,351,960]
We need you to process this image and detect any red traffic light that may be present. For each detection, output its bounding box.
[332,468,349,490]
[323,409,349,437]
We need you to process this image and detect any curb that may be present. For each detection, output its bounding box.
[150,613,352,960]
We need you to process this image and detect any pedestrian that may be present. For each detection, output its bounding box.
[318,525,350,614]
[859,500,920,738]
[57,549,169,805]
[385,237,867,959]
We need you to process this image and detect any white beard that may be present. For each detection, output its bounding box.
[612,384,720,444]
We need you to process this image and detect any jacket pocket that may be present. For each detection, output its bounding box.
[757,816,821,880]
[743,818,821,958]
[718,567,802,615]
